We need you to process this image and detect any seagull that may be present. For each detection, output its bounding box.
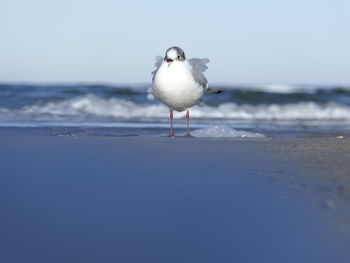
[151,46,222,137]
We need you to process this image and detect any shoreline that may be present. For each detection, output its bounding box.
[0,125,350,138]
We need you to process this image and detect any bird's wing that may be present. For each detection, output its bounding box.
[188,58,210,90]
[151,56,163,82]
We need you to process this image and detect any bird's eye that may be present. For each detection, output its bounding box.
[177,55,181,59]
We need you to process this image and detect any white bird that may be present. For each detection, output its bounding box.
[151,46,222,137]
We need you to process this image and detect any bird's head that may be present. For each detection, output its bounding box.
[165,46,186,63]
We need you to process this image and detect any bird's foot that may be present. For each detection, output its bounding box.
[180,132,194,138]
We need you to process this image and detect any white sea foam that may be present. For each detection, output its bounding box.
[1,95,350,121]
[257,84,305,94]
[191,126,265,138]
[191,102,350,120]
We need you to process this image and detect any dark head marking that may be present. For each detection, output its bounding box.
[165,46,186,62]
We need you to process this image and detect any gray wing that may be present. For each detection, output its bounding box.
[188,58,210,90]
[151,56,163,83]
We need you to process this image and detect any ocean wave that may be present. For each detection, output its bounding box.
[1,95,350,121]
[244,84,322,94]
[238,84,309,94]
[219,84,350,94]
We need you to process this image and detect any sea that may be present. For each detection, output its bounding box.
[1,83,350,138]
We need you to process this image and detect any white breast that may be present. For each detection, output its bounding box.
[152,60,204,112]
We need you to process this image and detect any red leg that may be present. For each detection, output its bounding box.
[185,110,191,136]
[169,110,175,137]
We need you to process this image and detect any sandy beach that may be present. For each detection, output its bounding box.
[1,130,350,262]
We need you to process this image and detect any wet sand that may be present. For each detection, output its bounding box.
[0,132,350,262]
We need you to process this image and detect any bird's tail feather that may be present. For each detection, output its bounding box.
[205,88,223,94]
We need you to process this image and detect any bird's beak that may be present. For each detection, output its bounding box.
[167,58,173,68]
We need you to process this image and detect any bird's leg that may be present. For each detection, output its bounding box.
[185,110,191,137]
[169,110,175,137]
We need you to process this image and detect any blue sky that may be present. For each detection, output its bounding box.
[0,0,349,85]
